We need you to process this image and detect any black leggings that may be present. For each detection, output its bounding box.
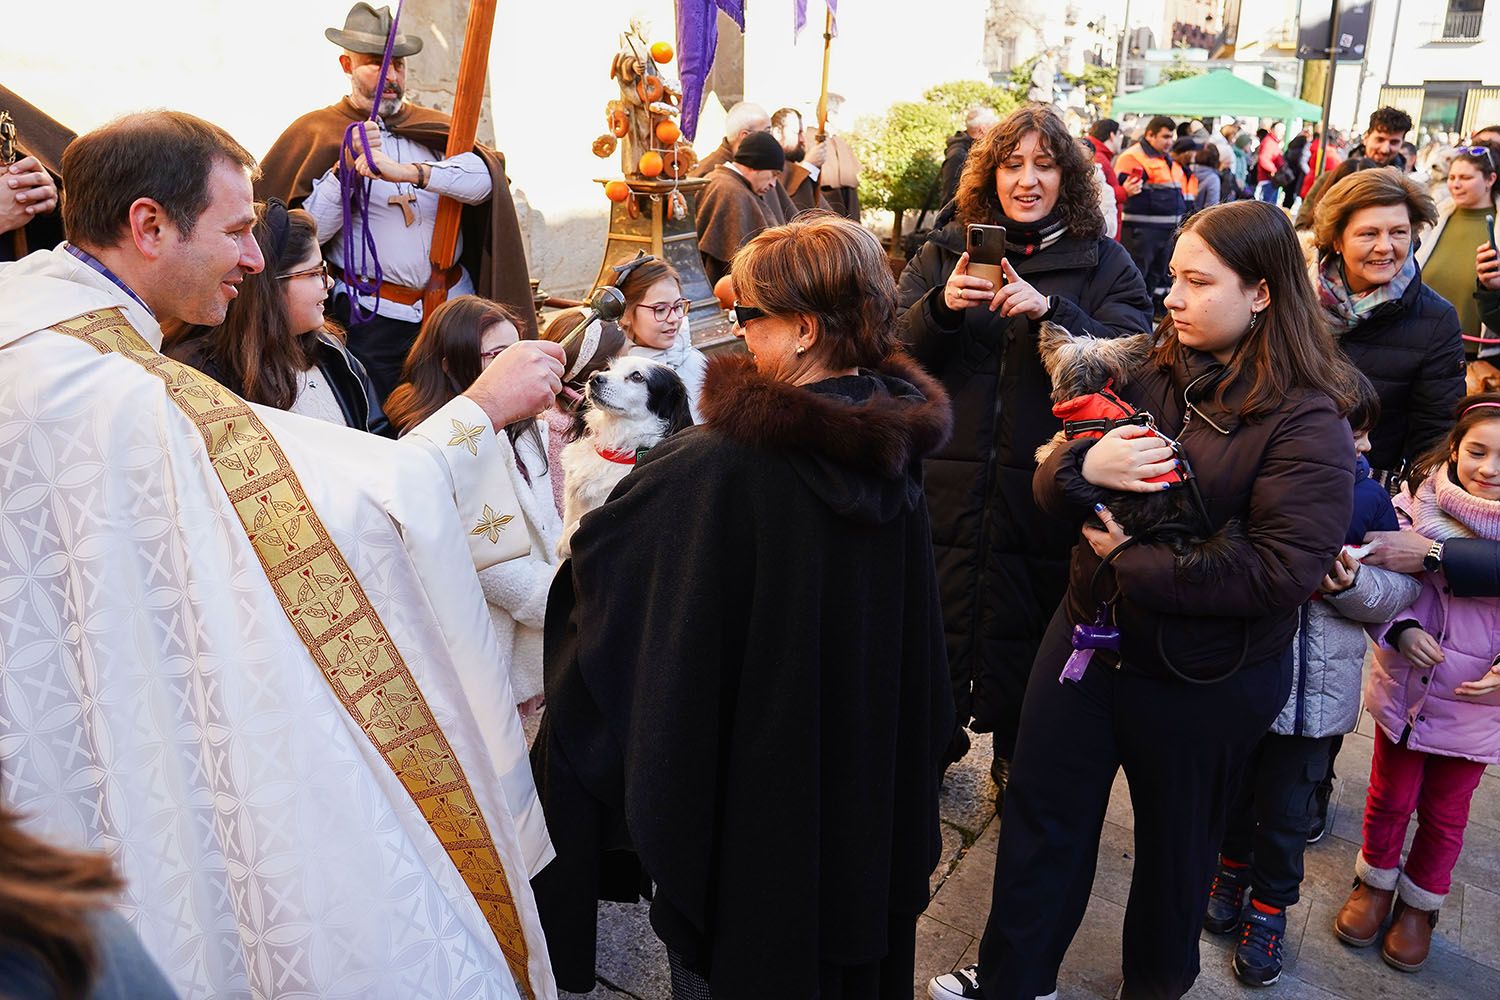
[976,608,1291,1000]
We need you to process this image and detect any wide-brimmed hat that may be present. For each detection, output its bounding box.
[326,3,423,57]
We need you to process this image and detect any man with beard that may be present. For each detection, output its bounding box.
[1298,106,1413,228]
[257,3,536,404]
[770,107,827,213]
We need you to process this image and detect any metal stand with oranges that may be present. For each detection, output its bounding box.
[590,19,731,349]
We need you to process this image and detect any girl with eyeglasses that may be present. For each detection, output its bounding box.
[163,199,390,436]
[613,255,707,421]
[1415,141,1500,370]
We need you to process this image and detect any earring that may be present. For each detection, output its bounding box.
[1249,309,1262,331]
[795,345,806,355]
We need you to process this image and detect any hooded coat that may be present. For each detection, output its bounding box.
[531,352,955,998]
[896,210,1151,753]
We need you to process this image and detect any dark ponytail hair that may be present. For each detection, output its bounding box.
[1408,393,1500,491]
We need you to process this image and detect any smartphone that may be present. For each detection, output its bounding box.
[1488,214,1497,254]
[966,223,1007,289]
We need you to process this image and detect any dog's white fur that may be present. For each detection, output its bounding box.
[558,356,681,557]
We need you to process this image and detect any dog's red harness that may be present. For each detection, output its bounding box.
[1051,380,1185,486]
[595,446,639,465]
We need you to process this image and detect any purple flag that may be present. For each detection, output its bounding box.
[675,0,745,142]
[793,0,838,38]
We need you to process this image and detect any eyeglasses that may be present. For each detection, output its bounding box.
[729,302,766,326]
[1456,145,1496,170]
[634,298,690,323]
[479,346,506,365]
[278,263,333,292]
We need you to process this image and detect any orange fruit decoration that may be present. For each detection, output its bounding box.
[638,151,665,178]
[655,119,681,145]
[604,180,631,202]
[651,41,674,64]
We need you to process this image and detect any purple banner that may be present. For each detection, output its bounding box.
[675,0,746,142]
[794,0,839,37]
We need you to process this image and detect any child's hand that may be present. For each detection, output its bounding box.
[1456,660,1500,699]
[1397,627,1445,669]
[1319,550,1359,593]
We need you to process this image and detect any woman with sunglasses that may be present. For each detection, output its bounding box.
[164,199,390,436]
[1415,141,1500,369]
[613,255,708,421]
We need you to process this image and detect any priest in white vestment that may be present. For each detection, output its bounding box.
[0,112,564,999]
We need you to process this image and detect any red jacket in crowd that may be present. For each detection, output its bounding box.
[1088,135,1125,241]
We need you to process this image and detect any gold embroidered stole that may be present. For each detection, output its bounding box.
[53,310,535,1000]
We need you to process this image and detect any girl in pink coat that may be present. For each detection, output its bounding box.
[1335,394,1500,973]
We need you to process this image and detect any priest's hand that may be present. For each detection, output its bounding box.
[464,340,566,430]
[346,122,422,186]
[804,134,828,168]
[2,156,58,235]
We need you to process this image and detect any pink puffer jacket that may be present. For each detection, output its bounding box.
[1368,470,1500,764]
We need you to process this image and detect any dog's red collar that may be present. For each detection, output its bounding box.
[595,446,638,465]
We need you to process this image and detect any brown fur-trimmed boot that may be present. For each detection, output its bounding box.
[1334,854,1399,947]
[1381,875,1446,972]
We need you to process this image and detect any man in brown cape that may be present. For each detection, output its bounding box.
[256,2,535,402]
[770,107,827,214]
[1,84,73,262]
[690,101,798,225]
[695,131,789,285]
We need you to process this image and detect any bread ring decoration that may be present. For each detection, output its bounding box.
[609,109,629,138]
[592,134,618,158]
[661,147,697,179]
[636,75,665,103]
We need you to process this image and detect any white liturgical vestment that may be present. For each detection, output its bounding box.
[0,249,557,1000]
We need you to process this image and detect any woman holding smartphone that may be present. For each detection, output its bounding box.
[895,104,1152,798]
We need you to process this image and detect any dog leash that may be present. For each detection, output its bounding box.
[339,0,405,325]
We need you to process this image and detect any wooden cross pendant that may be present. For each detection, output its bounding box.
[389,190,417,227]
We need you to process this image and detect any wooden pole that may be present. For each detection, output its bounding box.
[423,0,499,317]
[815,6,834,141]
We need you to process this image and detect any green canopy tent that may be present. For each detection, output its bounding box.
[1111,70,1323,121]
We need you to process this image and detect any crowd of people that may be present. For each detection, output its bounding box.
[4,7,1500,1000]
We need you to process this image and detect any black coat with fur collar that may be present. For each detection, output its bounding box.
[531,353,954,997]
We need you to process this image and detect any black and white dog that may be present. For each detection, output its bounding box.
[558,356,694,556]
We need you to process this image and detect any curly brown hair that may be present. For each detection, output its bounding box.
[955,104,1104,241]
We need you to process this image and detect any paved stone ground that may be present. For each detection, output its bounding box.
[553,713,1500,1000]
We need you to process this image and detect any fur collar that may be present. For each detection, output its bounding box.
[699,351,953,478]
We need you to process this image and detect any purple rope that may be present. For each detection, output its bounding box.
[339,0,405,324]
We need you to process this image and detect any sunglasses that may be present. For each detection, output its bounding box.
[729,302,766,326]
[278,262,333,292]
[1456,145,1496,170]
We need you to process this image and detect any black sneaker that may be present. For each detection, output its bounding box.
[1204,861,1249,934]
[928,964,984,999]
[1232,903,1287,987]
[1307,780,1333,844]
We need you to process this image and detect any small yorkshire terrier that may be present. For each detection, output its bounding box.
[1034,321,1244,575]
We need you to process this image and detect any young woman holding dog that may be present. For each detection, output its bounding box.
[534,213,953,1000]
[895,103,1152,798]
[930,200,1360,1000]
[386,295,560,717]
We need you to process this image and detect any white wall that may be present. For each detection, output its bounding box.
[1355,0,1500,126]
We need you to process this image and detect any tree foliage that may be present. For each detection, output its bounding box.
[1160,48,1205,83]
[849,80,1019,235]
